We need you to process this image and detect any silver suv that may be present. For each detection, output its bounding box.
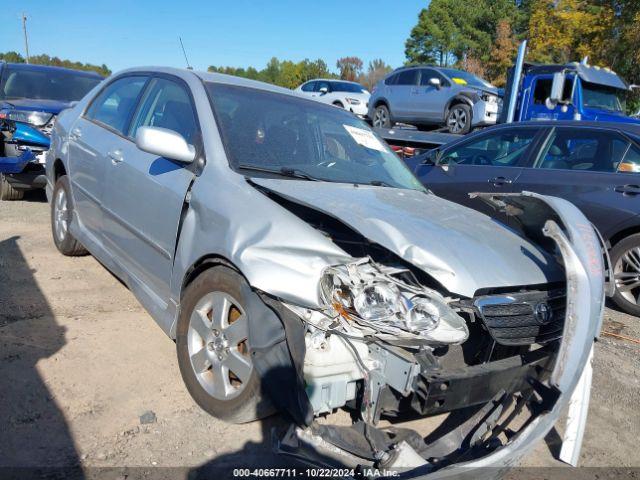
[368,66,500,134]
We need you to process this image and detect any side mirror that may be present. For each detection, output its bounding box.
[428,78,441,89]
[135,126,196,163]
[546,72,566,109]
[319,87,328,95]
[421,149,438,165]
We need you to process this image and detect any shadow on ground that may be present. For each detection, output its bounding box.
[0,235,83,479]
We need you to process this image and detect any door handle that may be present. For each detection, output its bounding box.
[488,176,512,186]
[107,150,124,165]
[70,127,82,140]
[614,184,640,196]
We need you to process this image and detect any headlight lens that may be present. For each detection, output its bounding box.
[0,109,53,127]
[345,97,361,105]
[320,263,469,344]
[482,94,498,105]
[354,283,402,320]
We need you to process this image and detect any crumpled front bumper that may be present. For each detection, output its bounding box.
[277,192,604,478]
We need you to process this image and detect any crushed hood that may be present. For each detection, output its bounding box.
[253,178,563,298]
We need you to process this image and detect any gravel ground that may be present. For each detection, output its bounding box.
[1,191,639,477]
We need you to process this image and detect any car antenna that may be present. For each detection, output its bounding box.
[179,36,193,70]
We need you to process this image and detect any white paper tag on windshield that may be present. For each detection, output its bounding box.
[343,125,387,152]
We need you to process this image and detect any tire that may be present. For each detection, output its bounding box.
[0,174,24,201]
[372,104,393,128]
[176,266,274,423]
[446,103,472,134]
[333,101,345,109]
[610,234,640,316]
[51,176,88,256]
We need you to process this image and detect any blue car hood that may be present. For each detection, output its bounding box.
[581,108,640,124]
[0,98,73,115]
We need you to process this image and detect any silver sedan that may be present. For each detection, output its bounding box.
[46,67,603,475]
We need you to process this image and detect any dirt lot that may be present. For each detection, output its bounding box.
[1,191,639,477]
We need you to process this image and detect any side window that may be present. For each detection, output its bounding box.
[439,128,539,167]
[301,81,315,92]
[536,128,626,173]
[385,73,399,86]
[85,76,147,134]
[315,81,330,92]
[129,78,198,144]
[532,78,552,105]
[419,69,448,87]
[619,143,640,174]
[396,69,418,86]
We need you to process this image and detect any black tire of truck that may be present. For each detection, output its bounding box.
[0,174,24,200]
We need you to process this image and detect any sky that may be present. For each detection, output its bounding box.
[0,1,428,74]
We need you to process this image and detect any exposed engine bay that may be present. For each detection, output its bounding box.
[240,189,604,475]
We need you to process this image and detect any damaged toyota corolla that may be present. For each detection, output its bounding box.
[46,68,604,476]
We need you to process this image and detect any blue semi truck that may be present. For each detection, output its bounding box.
[0,62,102,199]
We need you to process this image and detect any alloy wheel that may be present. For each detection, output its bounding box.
[447,107,468,133]
[373,107,388,127]
[53,187,69,242]
[187,291,252,401]
[614,247,640,305]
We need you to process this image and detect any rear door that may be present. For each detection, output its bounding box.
[101,75,200,302]
[513,126,640,239]
[68,75,148,240]
[391,69,419,120]
[413,127,543,217]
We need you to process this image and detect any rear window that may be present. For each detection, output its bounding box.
[396,70,418,86]
[0,66,102,102]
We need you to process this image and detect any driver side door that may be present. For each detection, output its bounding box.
[413,127,544,218]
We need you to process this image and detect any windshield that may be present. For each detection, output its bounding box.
[206,83,425,191]
[0,67,102,102]
[581,81,626,112]
[439,68,493,89]
[331,81,367,93]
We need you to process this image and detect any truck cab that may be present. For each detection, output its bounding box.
[502,41,640,127]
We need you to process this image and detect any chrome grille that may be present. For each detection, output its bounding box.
[474,289,566,346]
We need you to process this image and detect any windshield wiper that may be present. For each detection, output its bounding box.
[368,180,394,187]
[237,163,320,181]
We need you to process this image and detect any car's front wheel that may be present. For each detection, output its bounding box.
[611,234,640,316]
[176,266,274,423]
[372,104,392,128]
[51,176,87,256]
[446,104,472,134]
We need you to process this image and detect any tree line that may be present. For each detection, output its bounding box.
[0,51,111,77]
[208,57,393,91]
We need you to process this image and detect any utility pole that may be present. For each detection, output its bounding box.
[22,13,30,63]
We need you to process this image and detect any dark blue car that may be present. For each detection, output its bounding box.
[0,62,102,199]
[408,121,640,316]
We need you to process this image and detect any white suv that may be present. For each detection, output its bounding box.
[295,79,370,117]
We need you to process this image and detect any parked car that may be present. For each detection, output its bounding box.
[407,120,640,316]
[0,62,103,200]
[294,79,369,117]
[46,67,603,475]
[368,66,500,134]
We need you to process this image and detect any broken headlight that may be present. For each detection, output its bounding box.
[320,259,468,344]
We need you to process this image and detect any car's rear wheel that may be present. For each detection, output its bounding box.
[372,105,392,128]
[176,266,274,423]
[51,176,87,256]
[611,234,640,316]
[446,104,472,134]
[0,174,24,201]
